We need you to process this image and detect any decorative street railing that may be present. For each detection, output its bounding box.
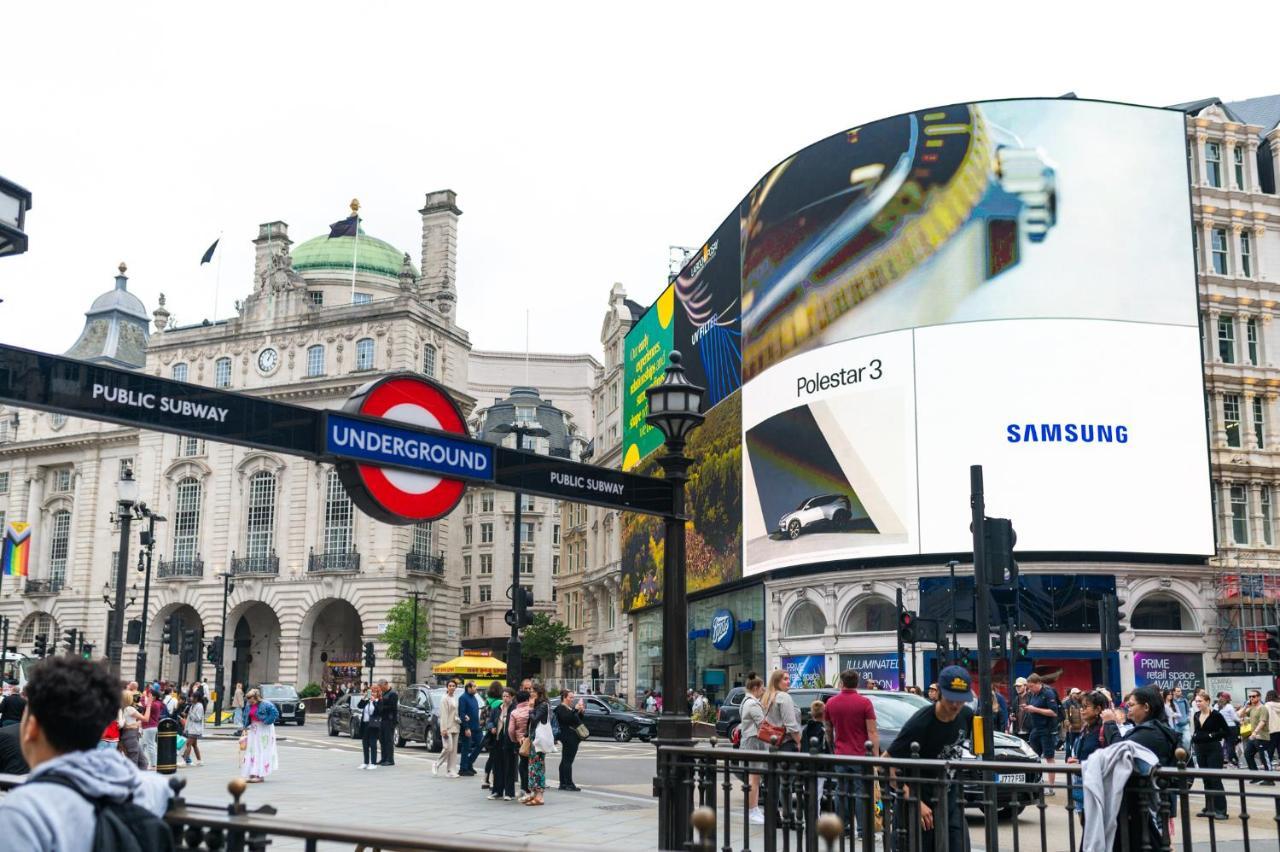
[229,552,279,576]
[307,549,360,574]
[406,551,445,575]
[21,578,63,596]
[157,557,204,579]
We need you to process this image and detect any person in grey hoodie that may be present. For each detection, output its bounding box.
[0,656,171,851]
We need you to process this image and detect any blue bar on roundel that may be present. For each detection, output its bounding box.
[325,413,494,481]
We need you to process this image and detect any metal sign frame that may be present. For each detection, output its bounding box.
[0,343,676,519]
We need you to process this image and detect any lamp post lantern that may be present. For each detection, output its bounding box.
[0,176,33,259]
[645,351,704,852]
[492,420,550,688]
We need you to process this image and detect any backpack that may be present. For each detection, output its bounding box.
[549,704,562,741]
[33,772,173,852]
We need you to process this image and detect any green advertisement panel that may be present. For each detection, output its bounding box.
[622,285,674,472]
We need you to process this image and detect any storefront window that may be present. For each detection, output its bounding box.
[920,574,1116,632]
[784,601,826,637]
[842,597,897,632]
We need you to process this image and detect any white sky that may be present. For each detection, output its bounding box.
[1,3,1275,360]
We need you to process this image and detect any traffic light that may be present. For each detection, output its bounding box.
[400,639,416,683]
[80,642,95,659]
[898,610,916,644]
[519,588,535,627]
[163,616,176,654]
[363,641,375,670]
[181,629,197,664]
[1014,633,1030,659]
[992,629,1007,658]
[126,619,142,645]
[959,647,973,668]
[206,636,222,666]
[32,633,48,658]
[62,628,78,655]
[1267,625,1280,662]
[983,517,1018,587]
[1103,595,1124,652]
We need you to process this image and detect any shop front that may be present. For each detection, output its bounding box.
[633,583,765,706]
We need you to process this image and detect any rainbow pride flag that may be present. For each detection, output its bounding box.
[1,522,31,577]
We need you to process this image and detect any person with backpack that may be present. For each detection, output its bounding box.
[0,655,173,851]
[1062,687,1085,758]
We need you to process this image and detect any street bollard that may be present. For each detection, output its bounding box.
[156,718,179,775]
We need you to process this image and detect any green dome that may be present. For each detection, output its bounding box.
[291,227,417,279]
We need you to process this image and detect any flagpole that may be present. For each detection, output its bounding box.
[212,230,223,320]
[349,198,360,304]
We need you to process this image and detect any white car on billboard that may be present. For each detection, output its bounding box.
[778,494,851,539]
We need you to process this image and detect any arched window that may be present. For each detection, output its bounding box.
[214,357,232,388]
[355,338,375,371]
[423,345,437,378]
[245,471,277,558]
[842,597,898,633]
[323,470,353,554]
[48,509,71,585]
[1131,595,1193,631]
[172,477,203,562]
[412,521,433,555]
[19,613,55,646]
[306,345,325,377]
[784,601,827,637]
[172,363,188,382]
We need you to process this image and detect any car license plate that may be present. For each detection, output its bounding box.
[999,773,1025,785]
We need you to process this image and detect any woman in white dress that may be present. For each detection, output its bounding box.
[237,688,280,782]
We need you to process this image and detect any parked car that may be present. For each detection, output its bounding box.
[395,683,445,752]
[550,694,656,742]
[327,693,364,738]
[258,683,306,725]
[777,494,853,539]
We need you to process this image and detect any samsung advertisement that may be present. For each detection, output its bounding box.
[626,97,1213,599]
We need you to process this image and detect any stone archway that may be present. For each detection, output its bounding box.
[148,603,203,685]
[300,598,363,689]
[225,601,282,690]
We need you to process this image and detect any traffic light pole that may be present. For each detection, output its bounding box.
[1099,593,1111,696]
[0,616,8,682]
[108,500,133,682]
[895,588,905,692]
[969,465,999,852]
[507,490,523,689]
[134,513,159,685]
[215,572,231,726]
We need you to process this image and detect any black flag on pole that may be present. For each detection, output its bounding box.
[328,216,359,238]
[200,239,219,265]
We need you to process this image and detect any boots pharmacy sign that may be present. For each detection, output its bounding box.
[0,343,673,524]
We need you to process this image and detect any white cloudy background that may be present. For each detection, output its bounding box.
[0,3,1274,357]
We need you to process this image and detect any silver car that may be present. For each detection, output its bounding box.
[779,494,852,539]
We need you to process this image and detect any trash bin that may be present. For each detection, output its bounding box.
[156,718,179,775]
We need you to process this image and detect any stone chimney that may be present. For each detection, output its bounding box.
[152,292,170,331]
[419,190,461,315]
[253,221,291,285]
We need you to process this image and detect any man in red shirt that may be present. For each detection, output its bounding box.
[823,669,879,837]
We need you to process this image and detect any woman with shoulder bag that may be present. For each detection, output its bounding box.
[508,690,532,797]
[525,684,553,806]
[357,685,382,770]
[489,687,518,801]
[1191,691,1229,818]
[738,677,768,824]
[554,689,587,791]
[119,690,148,770]
[760,670,802,752]
[239,688,281,783]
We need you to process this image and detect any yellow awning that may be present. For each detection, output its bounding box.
[432,654,508,676]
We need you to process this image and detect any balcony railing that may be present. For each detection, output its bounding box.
[22,578,63,596]
[406,551,445,575]
[307,549,360,574]
[230,552,280,576]
[157,557,204,579]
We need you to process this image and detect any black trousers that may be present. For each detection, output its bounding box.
[558,736,580,787]
[380,716,396,764]
[493,739,516,797]
[1223,727,1239,766]
[1194,743,1227,814]
[362,723,380,766]
[520,752,530,793]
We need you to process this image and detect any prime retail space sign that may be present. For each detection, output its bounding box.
[0,343,674,523]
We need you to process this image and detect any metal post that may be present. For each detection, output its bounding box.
[411,590,420,684]
[896,587,905,693]
[0,616,9,682]
[508,488,523,688]
[969,464,999,852]
[1099,592,1111,695]
[109,503,133,682]
[194,626,204,684]
[215,572,231,726]
[135,513,157,685]
[949,560,959,665]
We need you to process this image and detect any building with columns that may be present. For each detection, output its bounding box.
[0,192,477,690]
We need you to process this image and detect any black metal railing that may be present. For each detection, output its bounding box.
[157,557,204,579]
[307,549,360,573]
[230,552,279,576]
[21,578,63,596]
[657,739,1280,852]
[0,774,602,851]
[406,551,445,575]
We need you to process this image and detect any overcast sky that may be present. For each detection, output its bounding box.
[2,4,1275,361]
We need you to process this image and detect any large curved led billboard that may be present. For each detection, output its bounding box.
[625,97,1213,603]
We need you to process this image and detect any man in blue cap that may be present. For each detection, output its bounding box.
[887,665,975,851]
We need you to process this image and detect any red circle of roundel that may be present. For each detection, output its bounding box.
[342,375,469,523]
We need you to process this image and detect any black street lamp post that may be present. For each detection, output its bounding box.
[134,511,166,685]
[214,572,235,727]
[645,352,704,852]
[492,420,550,688]
[108,467,141,681]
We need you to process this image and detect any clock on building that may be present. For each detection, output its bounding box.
[256,347,279,375]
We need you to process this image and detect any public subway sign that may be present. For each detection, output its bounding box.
[0,344,675,523]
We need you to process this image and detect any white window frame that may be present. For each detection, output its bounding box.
[323,469,353,554]
[1224,394,1242,448]
[1233,146,1246,190]
[412,521,433,555]
[480,554,493,575]
[519,552,533,574]
[480,523,493,543]
[1253,395,1265,450]
[1247,318,1259,365]
[1231,483,1250,544]
[306,345,325,377]
[355,338,375,371]
[1212,228,1229,275]
[0,472,8,494]
[1241,231,1253,278]
[463,555,472,577]
[215,357,232,389]
[53,469,71,493]
[1205,141,1222,188]
[1219,315,1236,363]
[1263,485,1274,546]
[423,345,437,378]
[48,509,71,584]
[172,363,188,382]
[172,477,203,562]
[479,584,492,603]
[245,471,276,558]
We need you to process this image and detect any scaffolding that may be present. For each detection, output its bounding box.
[1214,554,1280,673]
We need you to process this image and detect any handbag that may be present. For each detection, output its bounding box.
[576,723,590,740]
[237,732,248,751]
[756,696,788,746]
[1240,722,1254,737]
[534,719,557,754]
[519,736,533,757]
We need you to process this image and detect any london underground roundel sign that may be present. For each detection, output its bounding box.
[335,374,471,524]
